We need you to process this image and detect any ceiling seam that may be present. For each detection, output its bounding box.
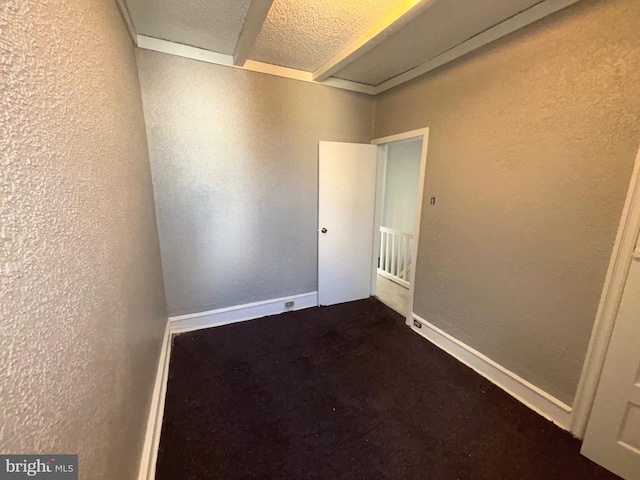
[136,35,376,95]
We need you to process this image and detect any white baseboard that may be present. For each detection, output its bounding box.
[169,292,318,334]
[410,313,573,431]
[138,320,172,480]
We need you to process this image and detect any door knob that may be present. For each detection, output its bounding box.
[321,227,328,233]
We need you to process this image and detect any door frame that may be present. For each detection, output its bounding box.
[370,127,430,326]
[571,144,640,438]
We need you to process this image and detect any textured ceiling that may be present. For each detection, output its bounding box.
[336,0,544,85]
[127,0,561,89]
[126,0,252,54]
[250,0,407,72]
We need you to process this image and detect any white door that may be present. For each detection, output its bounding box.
[582,242,640,479]
[318,141,378,306]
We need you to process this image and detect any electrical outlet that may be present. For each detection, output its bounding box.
[285,301,294,308]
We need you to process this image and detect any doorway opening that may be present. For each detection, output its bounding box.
[371,128,429,323]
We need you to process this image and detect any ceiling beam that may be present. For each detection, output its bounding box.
[374,0,581,94]
[233,0,275,67]
[312,0,435,82]
[137,35,376,95]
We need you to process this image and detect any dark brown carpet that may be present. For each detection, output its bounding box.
[156,298,618,480]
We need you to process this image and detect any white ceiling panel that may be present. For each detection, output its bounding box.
[335,0,544,85]
[127,0,252,54]
[250,0,407,72]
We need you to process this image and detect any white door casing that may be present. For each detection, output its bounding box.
[318,141,378,306]
[371,128,430,325]
[581,234,640,479]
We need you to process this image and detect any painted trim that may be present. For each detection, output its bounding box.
[312,0,436,82]
[411,313,573,430]
[571,144,640,438]
[138,291,319,476]
[407,131,429,328]
[371,145,388,296]
[138,320,172,480]
[136,36,376,95]
[114,0,137,46]
[374,0,581,94]
[371,128,430,146]
[233,0,275,66]
[137,35,233,66]
[373,128,429,326]
[170,292,318,334]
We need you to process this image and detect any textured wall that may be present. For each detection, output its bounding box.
[0,0,167,478]
[382,140,422,234]
[374,0,640,405]
[136,50,374,316]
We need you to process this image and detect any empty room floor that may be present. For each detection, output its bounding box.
[156,298,618,479]
[376,274,409,315]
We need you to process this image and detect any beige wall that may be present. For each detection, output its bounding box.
[374,0,640,405]
[136,50,375,316]
[0,0,167,478]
